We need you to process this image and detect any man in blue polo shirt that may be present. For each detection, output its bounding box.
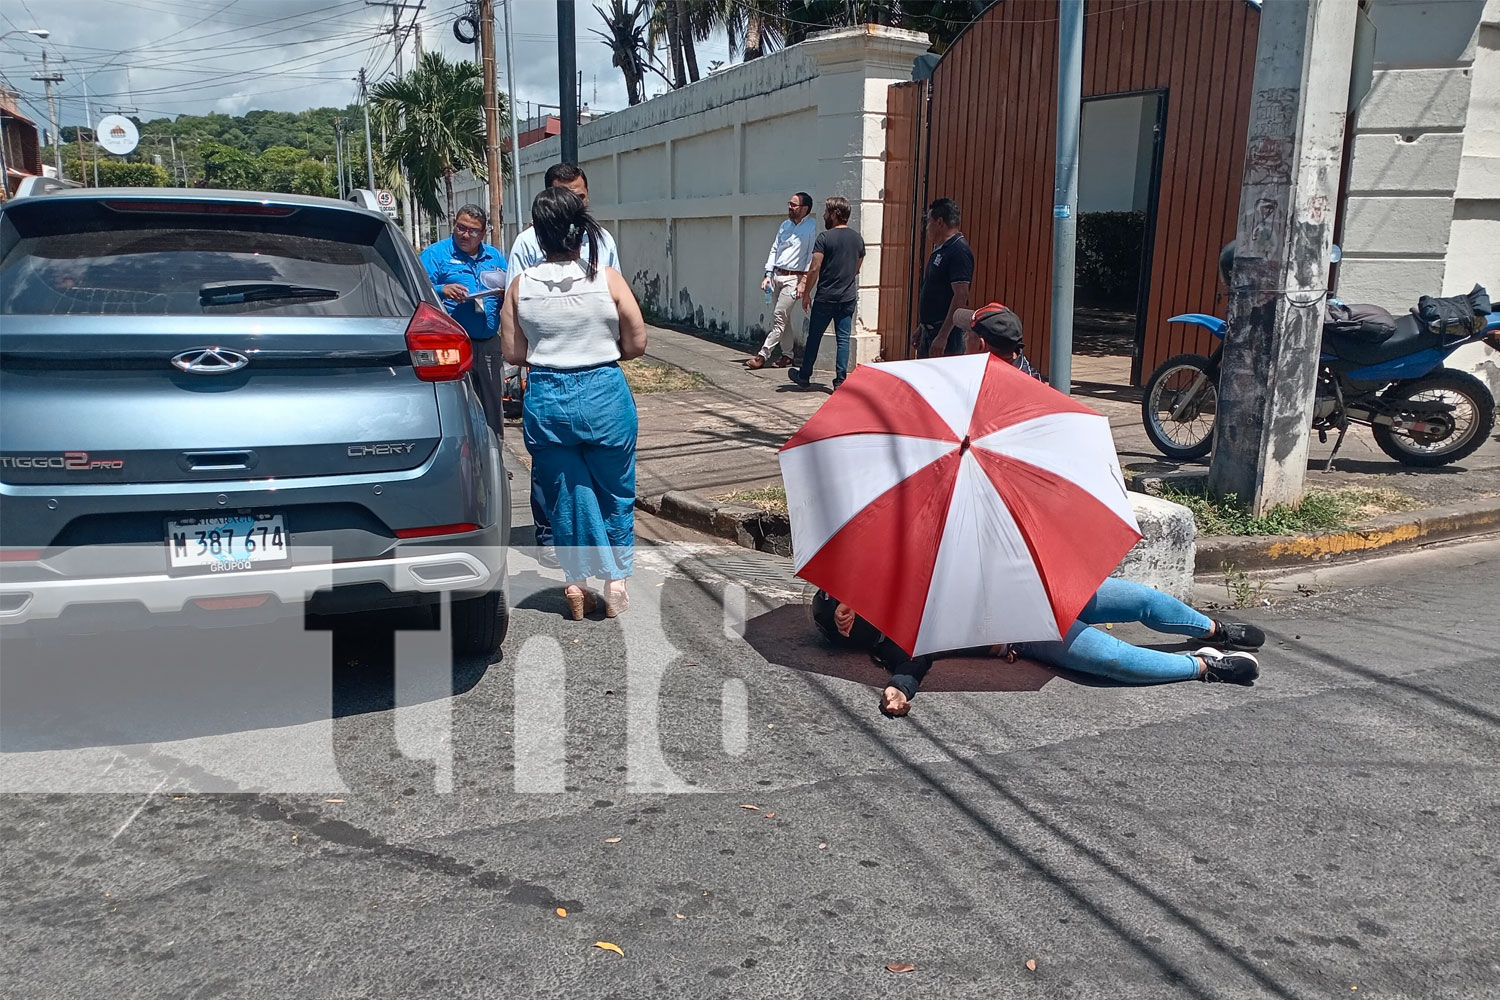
[420,203,507,436]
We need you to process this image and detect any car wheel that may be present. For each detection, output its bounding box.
[449,581,509,658]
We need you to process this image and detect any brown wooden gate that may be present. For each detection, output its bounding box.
[877,80,929,362]
[877,0,1261,383]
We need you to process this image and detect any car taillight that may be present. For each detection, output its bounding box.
[406,302,473,382]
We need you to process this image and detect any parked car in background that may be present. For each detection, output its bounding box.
[0,182,510,656]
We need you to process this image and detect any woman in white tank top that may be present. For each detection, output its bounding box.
[501,188,648,619]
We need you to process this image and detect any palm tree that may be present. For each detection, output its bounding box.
[593,0,652,106]
[370,52,496,220]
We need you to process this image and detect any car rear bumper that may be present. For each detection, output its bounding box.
[0,532,505,634]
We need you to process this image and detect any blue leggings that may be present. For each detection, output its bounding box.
[1013,578,1215,684]
[523,364,637,582]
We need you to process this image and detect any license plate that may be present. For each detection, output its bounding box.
[166,513,288,571]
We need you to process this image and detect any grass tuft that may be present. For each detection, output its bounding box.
[713,485,788,516]
[1156,484,1418,537]
[621,359,707,394]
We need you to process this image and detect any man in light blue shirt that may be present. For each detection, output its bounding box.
[420,203,507,436]
[747,193,816,369]
[506,163,620,566]
[508,162,619,276]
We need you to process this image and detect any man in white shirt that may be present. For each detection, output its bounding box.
[507,161,621,568]
[508,162,620,276]
[746,192,815,370]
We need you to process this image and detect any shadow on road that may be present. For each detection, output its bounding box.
[0,609,493,753]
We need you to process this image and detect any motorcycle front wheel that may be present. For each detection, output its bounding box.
[1141,353,1220,461]
[1371,368,1495,467]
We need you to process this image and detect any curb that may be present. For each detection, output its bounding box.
[637,491,792,556]
[1197,495,1500,574]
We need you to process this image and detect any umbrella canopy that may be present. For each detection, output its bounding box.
[778,354,1141,656]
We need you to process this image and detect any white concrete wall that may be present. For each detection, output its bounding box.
[504,25,931,362]
[1338,0,1489,306]
[1443,0,1500,396]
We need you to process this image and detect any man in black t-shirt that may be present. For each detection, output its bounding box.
[912,197,974,358]
[789,196,866,388]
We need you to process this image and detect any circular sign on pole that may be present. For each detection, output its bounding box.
[96,115,139,156]
[376,189,395,208]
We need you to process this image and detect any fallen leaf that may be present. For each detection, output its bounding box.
[818,843,827,850]
[324,798,345,804]
[740,804,760,811]
[675,914,685,919]
[1026,959,1037,971]
[886,963,915,974]
[604,837,622,844]
[556,908,567,918]
[594,941,625,957]
[573,638,581,644]
[764,812,776,819]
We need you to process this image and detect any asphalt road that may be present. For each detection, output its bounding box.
[2,458,1498,999]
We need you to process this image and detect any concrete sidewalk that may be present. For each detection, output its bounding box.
[634,323,1500,508]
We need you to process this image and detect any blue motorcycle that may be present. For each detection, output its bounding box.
[1142,257,1499,468]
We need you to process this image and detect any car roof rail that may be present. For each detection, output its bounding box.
[10,176,75,199]
[347,188,382,211]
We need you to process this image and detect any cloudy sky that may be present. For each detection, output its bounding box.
[0,0,733,131]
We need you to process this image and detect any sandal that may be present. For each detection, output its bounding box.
[771,356,794,368]
[564,587,599,621]
[604,582,630,618]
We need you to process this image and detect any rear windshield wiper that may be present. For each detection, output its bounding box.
[199,281,341,306]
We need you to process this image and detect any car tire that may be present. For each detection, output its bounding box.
[449,581,509,659]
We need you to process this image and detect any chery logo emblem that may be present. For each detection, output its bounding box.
[171,347,249,374]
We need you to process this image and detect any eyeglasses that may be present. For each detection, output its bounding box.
[453,223,483,237]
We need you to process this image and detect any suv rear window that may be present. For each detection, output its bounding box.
[0,199,419,317]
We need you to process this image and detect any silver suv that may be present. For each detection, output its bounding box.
[0,183,509,655]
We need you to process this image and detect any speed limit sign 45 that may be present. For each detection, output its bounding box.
[375,189,397,217]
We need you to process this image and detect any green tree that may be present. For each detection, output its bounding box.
[62,159,170,187]
[371,51,495,220]
[292,159,333,198]
[593,0,652,106]
[199,141,261,190]
[257,145,309,192]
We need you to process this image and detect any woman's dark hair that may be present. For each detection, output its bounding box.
[530,186,604,278]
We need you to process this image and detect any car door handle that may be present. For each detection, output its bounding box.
[181,450,257,471]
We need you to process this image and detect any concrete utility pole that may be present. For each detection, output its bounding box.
[31,51,64,179]
[1048,0,1083,393]
[358,67,376,190]
[335,117,346,199]
[502,0,524,242]
[557,0,578,163]
[1208,0,1358,514]
[478,0,505,248]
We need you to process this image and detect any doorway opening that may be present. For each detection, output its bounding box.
[1073,89,1165,390]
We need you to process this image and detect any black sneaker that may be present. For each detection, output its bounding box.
[1195,647,1259,686]
[1208,620,1265,651]
[788,369,811,387]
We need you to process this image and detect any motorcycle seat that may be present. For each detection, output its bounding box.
[1323,313,1445,367]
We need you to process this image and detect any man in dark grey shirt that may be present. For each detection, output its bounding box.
[789,196,866,389]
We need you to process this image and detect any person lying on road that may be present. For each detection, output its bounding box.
[811,582,1264,718]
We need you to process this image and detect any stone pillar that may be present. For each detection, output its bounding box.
[806,26,932,367]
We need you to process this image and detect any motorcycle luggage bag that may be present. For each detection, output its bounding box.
[1414,284,1491,337]
[1323,301,1398,342]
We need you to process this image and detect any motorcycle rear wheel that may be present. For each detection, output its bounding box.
[1371,368,1495,467]
[1142,353,1219,461]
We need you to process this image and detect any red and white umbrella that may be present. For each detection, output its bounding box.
[778,354,1141,656]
